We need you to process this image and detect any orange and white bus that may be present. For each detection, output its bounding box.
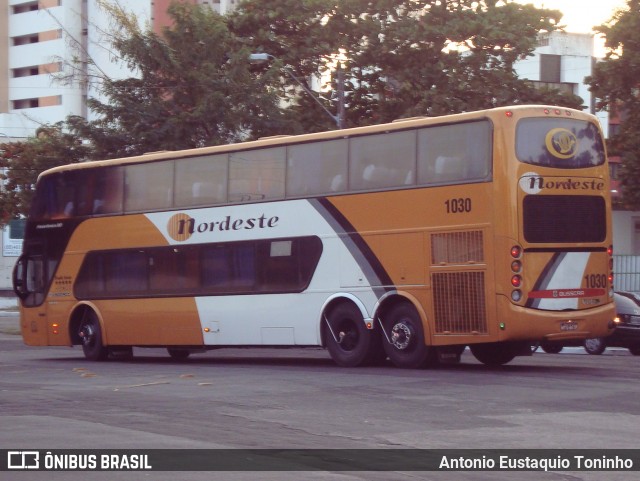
[13,105,616,367]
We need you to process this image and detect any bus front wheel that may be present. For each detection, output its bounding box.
[78,310,109,362]
[470,343,516,366]
[323,303,375,367]
[381,303,434,368]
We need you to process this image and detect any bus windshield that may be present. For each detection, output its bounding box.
[516,118,605,168]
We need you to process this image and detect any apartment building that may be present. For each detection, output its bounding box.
[0,0,238,140]
[514,31,609,136]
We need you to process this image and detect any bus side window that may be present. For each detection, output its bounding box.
[105,251,147,294]
[125,161,173,212]
[349,130,416,191]
[418,120,491,185]
[92,167,124,215]
[201,246,232,289]
[175,155,228,207]
[286,139,348,197]
[229,148,285,203]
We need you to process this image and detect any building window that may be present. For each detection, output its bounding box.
[12,2,39,14]
[12,99,40,109]
[12,35,39,46]
[12,96,62,110]
[537,34,550,47]
[12,67,39,78]
[540,54,561,83]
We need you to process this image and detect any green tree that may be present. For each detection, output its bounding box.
[0,124,90,226]
[85,1,289,157]
[232,0,583,130]
[587,0,640,209]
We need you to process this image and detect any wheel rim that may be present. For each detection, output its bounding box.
[390,319,414,351]
[336,320,359,351]
[79,323,96,348]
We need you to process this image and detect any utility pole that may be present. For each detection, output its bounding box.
[336,62,346,129]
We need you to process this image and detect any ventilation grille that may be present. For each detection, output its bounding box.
[431,231,484,265]
[432,272,487,333]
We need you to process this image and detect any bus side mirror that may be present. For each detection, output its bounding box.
[12,255,29,300]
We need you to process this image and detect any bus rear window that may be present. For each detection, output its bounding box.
[516,118,605,168]
[523,195,606,243]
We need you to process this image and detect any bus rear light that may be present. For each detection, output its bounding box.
[543,108,550,115]
[511,275,522,288]
[608,273,614,284]
[554,109,561,115]
[511,260,522,273]
[511,290,522,302]
[510,245,522,258]
[505,111,513,118]
[52,323,59,335]
[607,245,613,256]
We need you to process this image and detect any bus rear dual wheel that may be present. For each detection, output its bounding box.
[323,302,434,369]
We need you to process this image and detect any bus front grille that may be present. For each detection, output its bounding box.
[432,272,487,334]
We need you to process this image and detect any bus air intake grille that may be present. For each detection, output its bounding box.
[431,230,484,265]
[432,272,487,333]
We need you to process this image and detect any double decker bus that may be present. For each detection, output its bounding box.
[13,105,616,367]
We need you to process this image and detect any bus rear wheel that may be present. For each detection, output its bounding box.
[470,343,516,366]
[323,303,376,367]
[381,303,433,368]
[78,310,108,362]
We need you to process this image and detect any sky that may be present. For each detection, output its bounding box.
[514,1,628,33]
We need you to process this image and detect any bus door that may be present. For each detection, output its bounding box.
[13,242,50,344]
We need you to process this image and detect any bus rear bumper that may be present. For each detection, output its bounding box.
[497,295,616,342]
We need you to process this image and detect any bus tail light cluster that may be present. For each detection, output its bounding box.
[608,245,614,296]
[510,245,523,302]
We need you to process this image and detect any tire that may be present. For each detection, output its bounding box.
[583,337,606,355]
[78,310,109,362]
[540,340,563,354]
[167,348,191,360]
[629,344,640,356]
[324,303,377,367]
[470,343,516,366]
[381,303,433,369]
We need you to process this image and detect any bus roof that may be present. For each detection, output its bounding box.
[38,105,597,180]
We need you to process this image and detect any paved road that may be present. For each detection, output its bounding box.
[1,320,639,481]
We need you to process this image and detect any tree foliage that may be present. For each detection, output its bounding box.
[86,1,290,157]
[231,0,583,127]
[587,0,640,209]
[0,123,90,225]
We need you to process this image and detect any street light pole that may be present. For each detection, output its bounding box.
[249,53,345,129]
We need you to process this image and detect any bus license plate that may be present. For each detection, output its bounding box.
[560,321,578,331]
